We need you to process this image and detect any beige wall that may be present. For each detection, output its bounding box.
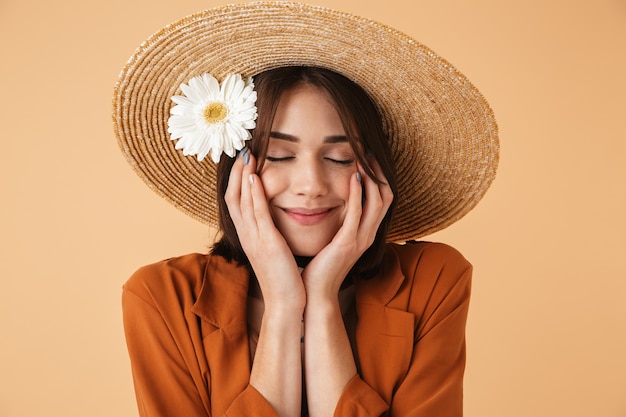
[1,0,624,416]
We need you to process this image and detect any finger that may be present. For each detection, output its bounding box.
[248,172,277,235]
[337,170,363,236]
[367,158,394,210]
[359,161,384,219]
[357,160,390,240]
[369,158,394,212]
[224,151,247,226]
[238,150,258,229]
[241,153,273,231]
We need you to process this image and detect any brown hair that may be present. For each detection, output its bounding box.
[211,66,397,279]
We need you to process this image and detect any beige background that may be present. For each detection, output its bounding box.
[1,0,625,416]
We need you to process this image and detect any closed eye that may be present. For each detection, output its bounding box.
[325,157,355,165]
[265,155,294,162]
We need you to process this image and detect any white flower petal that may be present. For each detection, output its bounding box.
[221,74,244,102]
[184,74,219,103]
[180,83,203,104]
[201,74,221,96]
[209,146,222,163]
[168,72,257,162]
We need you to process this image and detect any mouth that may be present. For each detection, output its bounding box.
[280,207,336,226]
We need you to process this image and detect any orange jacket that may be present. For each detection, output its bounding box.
[122,241,472,417]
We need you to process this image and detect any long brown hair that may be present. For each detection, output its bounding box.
[211,66,397,279]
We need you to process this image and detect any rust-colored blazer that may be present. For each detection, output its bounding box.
[122,241,472,417]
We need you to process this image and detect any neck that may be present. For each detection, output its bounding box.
[294,255,313,268]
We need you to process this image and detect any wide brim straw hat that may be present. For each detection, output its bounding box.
[113,1,499,243]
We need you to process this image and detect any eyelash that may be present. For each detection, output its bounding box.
[328,158,355,166]
[265,156,354,165]
[265,156,292,162]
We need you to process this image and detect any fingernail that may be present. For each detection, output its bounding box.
[356,172,362,183]
[238,146,249,158]
[243,152,250,166]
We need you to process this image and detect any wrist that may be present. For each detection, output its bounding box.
[303,283,341,305]
[263,299,305,319]
[303,294,340,320]
[255,275,306,314]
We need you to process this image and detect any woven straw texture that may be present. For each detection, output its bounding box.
[112,1,499,242]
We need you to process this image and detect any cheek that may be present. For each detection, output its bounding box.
[258,169,282,199]
[335,171,354,200]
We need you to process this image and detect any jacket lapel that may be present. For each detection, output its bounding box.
[191,257,252,416]
[355,247,415,404]
[189,249,416,411]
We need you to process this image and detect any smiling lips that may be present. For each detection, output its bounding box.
[281,207,336,226]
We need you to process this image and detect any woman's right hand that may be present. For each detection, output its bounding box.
[226,149,305,417]
[224,149,305,312]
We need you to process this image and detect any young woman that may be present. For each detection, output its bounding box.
[113,4,499,417]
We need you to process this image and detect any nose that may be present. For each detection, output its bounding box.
[290,156,329,198]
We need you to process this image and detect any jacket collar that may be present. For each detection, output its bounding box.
[191,255,250,327]
[354,245,406,306]
[190,248,414,405]
[191,246,408,328]
[354,245,416,403]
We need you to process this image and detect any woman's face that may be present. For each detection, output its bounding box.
[260,84,358,257]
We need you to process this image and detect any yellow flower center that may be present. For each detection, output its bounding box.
[203,102,227,124]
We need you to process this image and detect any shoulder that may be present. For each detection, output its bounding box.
[385,241,473,308]
[122,253,212,307]
[389,240,469,263]
[388,241,472,276]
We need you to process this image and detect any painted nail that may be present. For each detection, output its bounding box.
[356,172,362,183]
[243,152,250,166]
[238,146,249,158]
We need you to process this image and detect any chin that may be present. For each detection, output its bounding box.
[286,236,332,257]
[289,244,323,258]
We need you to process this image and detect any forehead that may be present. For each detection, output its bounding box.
[276,84,336,110]
[271,85,343,130]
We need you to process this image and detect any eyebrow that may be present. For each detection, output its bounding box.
[269,131,349,144]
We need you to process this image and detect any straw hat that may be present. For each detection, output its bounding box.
[112,1,499,242]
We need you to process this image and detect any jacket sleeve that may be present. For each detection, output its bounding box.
[122,261,281,417]
[123,287,211,416]
[333,243,472,417]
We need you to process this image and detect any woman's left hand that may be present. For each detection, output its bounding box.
[302,158,394,299]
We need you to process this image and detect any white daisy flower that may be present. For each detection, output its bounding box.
[167,73,258,163]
